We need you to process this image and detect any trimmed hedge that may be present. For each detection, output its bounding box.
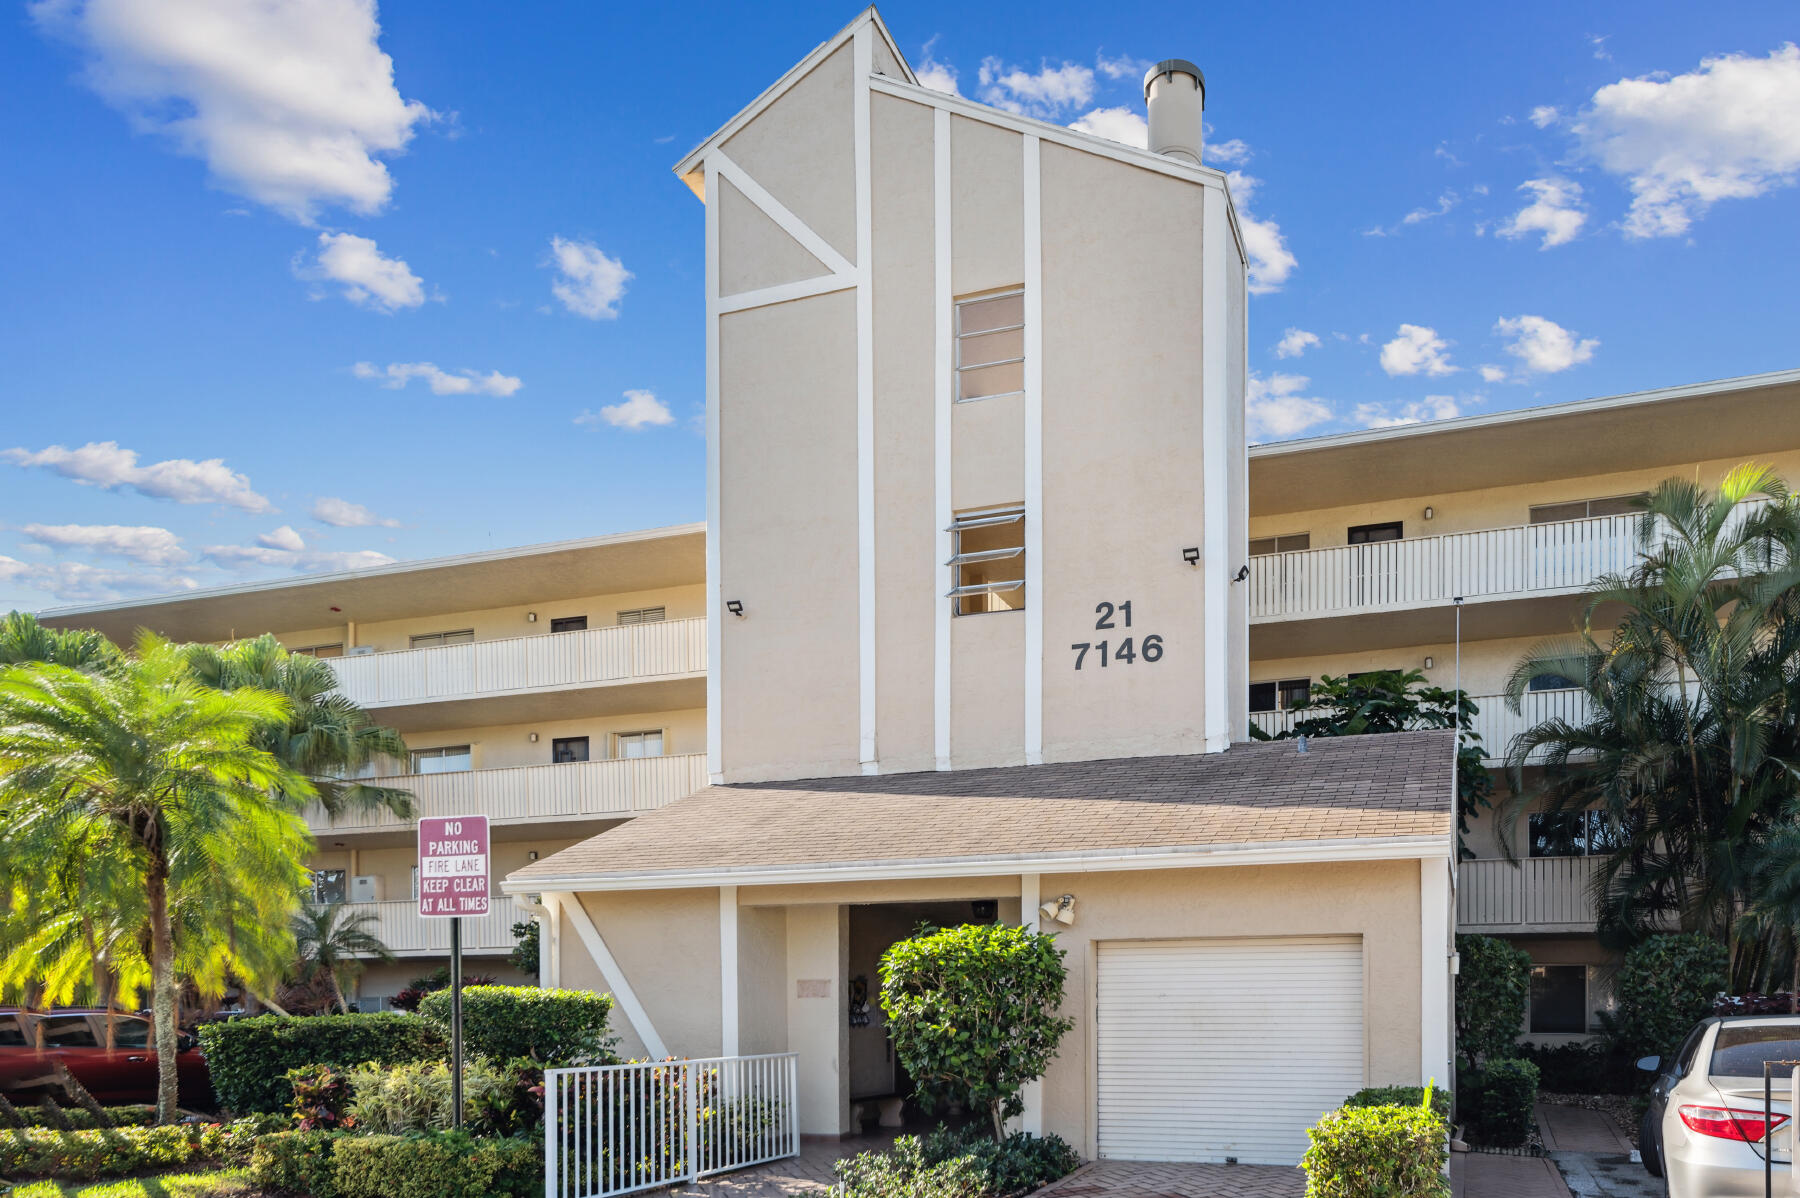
[1344,1086,1451,1118]
[199,1013,444,1113]
[1517,1041,1638,1095]
[835,1128,1080,1198]
[1454,934,1530,1068]
[4,1104,156,1129]
[0,1123,249,1180]
[417,985,616,1066]
[1615,933,1729,1062]
[1468,1058,1540,1147]
[1301,1103,1450,1198]
[250,1128,540,1198]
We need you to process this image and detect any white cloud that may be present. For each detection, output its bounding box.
[0,555,197,603]
[1095,51,1150,81]
[977,57,1095,116]
[299,232,425,311]
[2,440,271,511]
[257,525,306,552]
[1479,364,1510,383]
[311,496,398,528]
[203,543,394,573]
[1495,315,1598,373]
[20,522,187,565]
[575,390,675,432]
[1529,105,1561,129]
[1274,328,1320,359]
[1401,190,1459,226]
[1226,171,1298,295]
[1206,138,1252,165]
[31,0,433,224]
[1247,371,1334,441]
[352,361,522,397]
[1576,45,1800,238]
[1069,107,1146,148]
[547,236,631,320]
[917,59,960,95]
[1497,177,1587,248]
[1379,325,1458,378]
[1354,395,1463,428]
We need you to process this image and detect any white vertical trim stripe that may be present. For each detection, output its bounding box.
[1022,135,1044,766]
[704,157,724,784]
[719,884,740,1057]
[1018,872,1043,1137]
[1420,858,1453,1087]
[553,890,670,1060]
[854,27,878,773]
[933,107,953,771]
[1199,184,1232,753]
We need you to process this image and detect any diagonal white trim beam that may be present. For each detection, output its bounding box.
[717,273,856,314]
[712,152,857,280]
[552,890,670,1060]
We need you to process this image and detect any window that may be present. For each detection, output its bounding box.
[291,643,344,659]
[616,730,664,759]
[38,1016,97,1048]
[1528,673,1579,691]
[0,1015,24,1047]
[411,745,472,774]
[409,629,474,649]
[1530,494,1647,524]
[311,869,347,905]
[1248,533,1311,557]
[1278,678,1311,710]
[948,507,1025,615]
[955,290,1025,402]
[1529,965,1588,1034]
[550,616,588,634]
[1348,522,1403,544]
[1249,679,1310,713]
[1529,810,1634,858]
[109,1018,150,1049]
[1710,1024,1800,1078]
[552,736,590,763]
[1672,1022,1710,1077]
[617,607,666,625]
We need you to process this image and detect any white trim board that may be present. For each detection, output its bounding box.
[704,155,724,783]
[1022,135,1044,766]
[932,106,953,771]
[855,24,878,772]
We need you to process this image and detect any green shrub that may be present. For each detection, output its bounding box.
[835,1127,1079,1198]
[199,1012,444,1113]
[1614,933,1729,1062]
[0,1123,235,1180]
[251,1129,343,1198]
[346,1056,537,1136]
[7,1104,156,1129]
[1301,1103,1450,1198]
[329,1131,541,1198]
[417,984,616,1066]
[1454,934,1530,1068]
[287,1063,355,1130]
[1470,1058,1540,1147]
[1344,1086,1451,1118]
[1517,1040,1638,1094]
[879,924,1075,1140]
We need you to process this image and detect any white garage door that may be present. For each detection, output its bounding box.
[1096,936,1365,1166]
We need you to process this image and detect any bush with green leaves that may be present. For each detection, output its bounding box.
[1614,933,1729,1061]
[252,1128,541,1198]
[879,923,1075,1141]
[252,1129,343,1198]
[199,1012,445,1113]
[4,1104,156,1129]
[509,919,540,979]
[1454,934,1530,1068]
[1517,1040,1638,1094]
[1343,1086,1451,1118]
[835,1127,1079,1198]
[345,1056,538,1136]
[1300,1097,1450,1198]
[287,1063,354,1130]
[418,984,616,1066]
[0,1122,259,1180]
[1468,1058,1540,1147]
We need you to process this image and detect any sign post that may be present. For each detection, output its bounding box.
[417,815,490,1132]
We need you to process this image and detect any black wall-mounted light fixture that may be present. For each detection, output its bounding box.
[725,599,745,617]
[1182,546,1200,566]
[1233,564,1250,582]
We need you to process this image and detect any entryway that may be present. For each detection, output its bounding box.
[1094,935,1365,1165]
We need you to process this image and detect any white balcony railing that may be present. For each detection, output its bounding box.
[323,618,706,707]
[309,753,709,834]
[1458,856,1604,931]
[344,898,522,956]
[1249,513,1641,620]
[1250,688,1591,763]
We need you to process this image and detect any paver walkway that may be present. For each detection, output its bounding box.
[1035,1159,1304,1196]
[1452,1153,1571,1198]
[1538,1103,1636,1155]
[1534,1102,1661,1198]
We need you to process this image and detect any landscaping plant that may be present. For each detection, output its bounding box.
[1453,933,1530,1070]
[199,1011,444,1114]
[1300,1092,1449,1198]
[417,983,616,1065]
[1613,932,1729,1061]
[1471,1058,1540,1147]
[835,1127,1080,1198]
[879,922,1075,1141]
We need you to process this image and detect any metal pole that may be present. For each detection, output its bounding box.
[451,916,464,1132]
[1767,1060,1773,1198]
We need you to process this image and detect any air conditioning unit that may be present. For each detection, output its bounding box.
[349,875,383,903]
[346,646,377,656]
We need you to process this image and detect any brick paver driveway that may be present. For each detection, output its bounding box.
[1036,1160,1305,1197]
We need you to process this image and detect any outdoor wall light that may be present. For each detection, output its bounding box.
[1423,656,1435,670]
[726,599,745,617]
[527,611,538,622]
[1181,546,1200,566]
[529,732,539,743]
[1424,506,1435,520]
[1038,894,1076,926]
[1233,564,1250,582]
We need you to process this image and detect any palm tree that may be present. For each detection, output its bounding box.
[182,635,415,822]
[1739,823,1800,1010]
[291,901,394,1013]
[0,611,118,670]
[0,637,314,1123]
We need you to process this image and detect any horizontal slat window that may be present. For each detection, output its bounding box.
[617,607,666,625]
[947,507,1025,615]
[409,629,474,648]
[956,290,1025,402]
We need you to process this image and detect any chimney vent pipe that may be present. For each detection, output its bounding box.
[1143,58,1205,165]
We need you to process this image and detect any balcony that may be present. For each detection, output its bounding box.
[1248,513,1638,622]
[307,753,710,835]
[342,899,522,957]
[1251,688,1590,764]
[1457,856,1604,933]
[324,618,706,709]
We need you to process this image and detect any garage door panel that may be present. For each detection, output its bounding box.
[1096,936,1365,1166]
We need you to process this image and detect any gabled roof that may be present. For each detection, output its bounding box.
[672,7,914,197]
[505,730,1456,891]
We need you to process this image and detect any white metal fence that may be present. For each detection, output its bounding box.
[544,1053,800,1197]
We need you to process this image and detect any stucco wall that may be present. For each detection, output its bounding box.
[567,889,724,1061]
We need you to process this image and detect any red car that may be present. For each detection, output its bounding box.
[0,1008,212,1107]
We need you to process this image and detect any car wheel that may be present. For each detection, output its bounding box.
[1641,1106,1663,1177]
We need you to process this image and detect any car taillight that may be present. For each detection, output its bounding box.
[1679,1104,1791,1142]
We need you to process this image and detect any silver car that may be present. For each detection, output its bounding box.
[1641,1015,1800,1197]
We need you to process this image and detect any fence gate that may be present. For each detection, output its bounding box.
[544,1053,801,1197]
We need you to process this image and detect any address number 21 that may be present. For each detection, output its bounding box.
[1072,601,1163,669]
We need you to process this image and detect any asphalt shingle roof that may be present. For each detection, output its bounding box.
[508,729,1455,886]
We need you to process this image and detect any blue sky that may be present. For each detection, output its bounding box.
[3,0,1796,611]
